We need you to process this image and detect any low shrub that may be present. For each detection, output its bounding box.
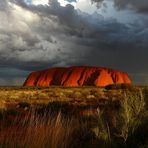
[105,84,132,90]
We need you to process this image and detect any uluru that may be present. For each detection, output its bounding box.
[23,66,132,87]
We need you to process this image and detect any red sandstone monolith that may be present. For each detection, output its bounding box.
[23,66,132,87]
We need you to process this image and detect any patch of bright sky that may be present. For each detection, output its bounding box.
[31,0,49,5]
[58,0,77,7]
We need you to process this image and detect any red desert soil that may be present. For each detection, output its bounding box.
[24,66,132,87]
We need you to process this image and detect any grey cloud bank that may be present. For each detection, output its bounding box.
[91,0,148,13]
[0,0,148,85]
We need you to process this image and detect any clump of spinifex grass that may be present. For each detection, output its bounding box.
[110,89,148,147]
[121,90,145,139]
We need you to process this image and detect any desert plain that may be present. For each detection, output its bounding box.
[0,85,148,148]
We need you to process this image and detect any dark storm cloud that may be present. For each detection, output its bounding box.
[91,0,148,13]
[0,0,148,85]
[114,0,148,13]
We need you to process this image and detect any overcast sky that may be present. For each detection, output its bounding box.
[0,0,148,85]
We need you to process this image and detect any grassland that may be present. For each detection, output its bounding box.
[0,85,148,148]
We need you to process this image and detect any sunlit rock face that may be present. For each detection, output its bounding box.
[23,66,132,87]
